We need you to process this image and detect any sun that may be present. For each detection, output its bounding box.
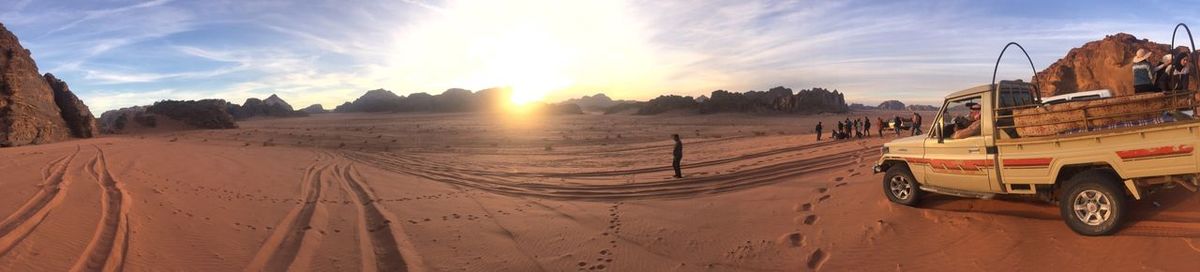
[487,30,574,106]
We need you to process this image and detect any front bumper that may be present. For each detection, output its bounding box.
[873,163,884,174]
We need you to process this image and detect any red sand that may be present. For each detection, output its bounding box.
[0,112,1196,271]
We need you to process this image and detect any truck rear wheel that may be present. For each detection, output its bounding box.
[883,164,921,206]
[1059,170,1127,236]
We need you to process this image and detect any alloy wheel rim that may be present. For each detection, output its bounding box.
[890,176,912,200]
[1072,189,1113,226]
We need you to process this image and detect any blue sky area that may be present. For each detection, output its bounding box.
[2,0,1199,114]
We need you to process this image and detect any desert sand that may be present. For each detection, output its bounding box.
[1,111,1197,271]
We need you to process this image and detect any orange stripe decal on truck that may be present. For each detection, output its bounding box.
[1002,158,1052,167]
[1115,145,1194,160]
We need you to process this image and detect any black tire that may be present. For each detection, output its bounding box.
[883,164,921,206]
[1059,170,1127,236]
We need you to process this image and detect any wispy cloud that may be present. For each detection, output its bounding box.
[4,0,1194,114]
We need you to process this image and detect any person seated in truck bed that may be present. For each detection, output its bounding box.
[951,102,983,139]
[1133,49,1158,93]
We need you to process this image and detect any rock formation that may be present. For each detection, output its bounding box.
[1035,33,1196,97]
[146,99,238,129]
[300,104,327,114]
[98,106,154,134]
[335,89,403,112]
[637,95,699,115]
[877,100,906,110]
[563,93,637,111]
[698,87,848,114]
[228,94,307,119]
[44,73,97,138]
[0,22,96,147]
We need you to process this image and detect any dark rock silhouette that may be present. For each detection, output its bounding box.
[637,95,699,115]
[0,22,96,147]
[877,100,906,110]
[335,89,403,112]
[334,87,575,115]
[697,87,848,114]
[563,93,636,111]
[300,104,327,114]
[228,94,307,119]
[1036,33,1196,97]
[98,106,154,134]
[44,73,97,138]
[146,99,238,129]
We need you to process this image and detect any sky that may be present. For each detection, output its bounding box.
[3,0,1200,114]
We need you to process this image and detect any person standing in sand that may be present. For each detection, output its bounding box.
[911,112,923,136]
[672,134,683,178]
[815,122,823,141]
[893,115,902,137]
[876,117,885,138]
[863,117,871,137]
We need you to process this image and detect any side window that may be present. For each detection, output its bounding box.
[935,96,982,140]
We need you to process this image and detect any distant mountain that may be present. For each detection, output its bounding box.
[697,87,848,114]
[0,23,97,147]
[877,100,906,110]
[335,87,581,115]
[99,100,239,134]
[562,93,636,111]
[300,104,327,114]
[906,104,939,111]
[227,94,308,119]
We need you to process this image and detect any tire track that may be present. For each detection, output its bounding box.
[335,162,414,272]
[0,146,80,257]
[246,152,332,272]
[71,146,131,272]
[342,146,878,201]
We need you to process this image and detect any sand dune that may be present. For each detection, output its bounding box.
[0,112,1196,271]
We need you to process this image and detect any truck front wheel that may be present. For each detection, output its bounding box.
[883,164,921,206]
[1059,170,1127,236]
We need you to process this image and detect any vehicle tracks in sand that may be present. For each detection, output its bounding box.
[246,152,334,272]
[0,146,81,257]
[342,146,880,201]
[249,151,419,272]
[71,146,132,272]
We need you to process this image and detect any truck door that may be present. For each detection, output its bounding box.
[922,95,994,192]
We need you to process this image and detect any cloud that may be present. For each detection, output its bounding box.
[43,0,175,36]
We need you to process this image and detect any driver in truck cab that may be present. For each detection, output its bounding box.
[951,102,982,139]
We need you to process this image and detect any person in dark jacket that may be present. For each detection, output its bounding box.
[1155,54,1174,91]
[815,122,823,141]
[672,134,683,178]
[911,112,923,136]
[893,115,902,136]
[836,121,844,139]
[1132,49,1157,93]
[1172,51,1191,91]
[863,117,871,137]
[877,117,885,138]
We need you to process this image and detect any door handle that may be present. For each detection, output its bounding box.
[967,148,981,153]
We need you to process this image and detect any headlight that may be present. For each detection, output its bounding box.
[880,146,889,154]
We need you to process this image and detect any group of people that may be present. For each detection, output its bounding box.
[815,112,922,141]
[1132,48,1192,93]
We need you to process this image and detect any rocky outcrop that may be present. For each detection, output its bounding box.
[1035,33,1195,97]
[228,94,307,119]
[562,93,637,111]
[300,104,327,114]
[334,87,515,113]
[877,100,906,110]
[146,99,238,129]
[0,22,97,147]
[699,87,848,114]
[98,106,153,134]
[44,73,97,138]
[637,95,699,115]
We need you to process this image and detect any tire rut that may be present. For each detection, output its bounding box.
[246,151,332,272]
[335,163,412,272]
[71,146,131,272]
[342,147,878,201]
[0,146,80,257]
